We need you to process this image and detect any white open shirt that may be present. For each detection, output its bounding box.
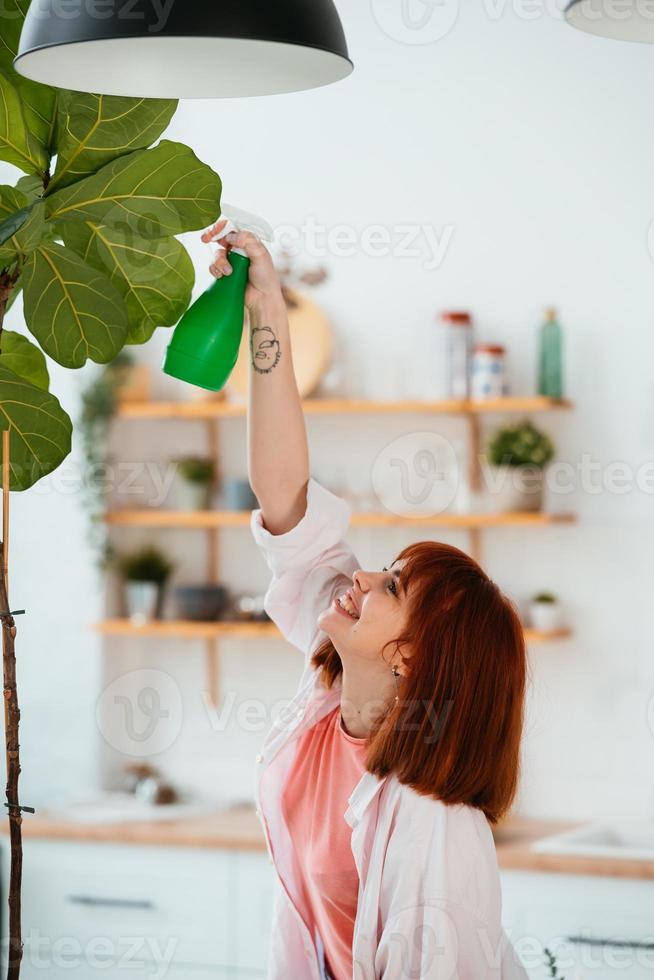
[250,478,528,980]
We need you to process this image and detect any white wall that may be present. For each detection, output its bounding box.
[3,0,654,820]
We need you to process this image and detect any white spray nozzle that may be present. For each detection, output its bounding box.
[204,202,273,260]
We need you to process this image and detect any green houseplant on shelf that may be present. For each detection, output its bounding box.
[485,420,555,513]
[79,350,138,569]
[0,2,222,972]
[173,455,216,511]
[528,591,564,632]
[116,545,175,625]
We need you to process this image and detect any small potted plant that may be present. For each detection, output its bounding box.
[486,419,555,512]
[117,545,175,624]
[528,592,564,632]
[173,456,216,511]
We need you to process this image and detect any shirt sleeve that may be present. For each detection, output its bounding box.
[250,477,360,663]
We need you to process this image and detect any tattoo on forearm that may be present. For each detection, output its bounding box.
[250,325,282,374]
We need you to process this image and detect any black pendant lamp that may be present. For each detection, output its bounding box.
[564,0,654,42]
[14,0,353,98]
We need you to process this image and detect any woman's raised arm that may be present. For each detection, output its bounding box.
[202,222,309,534]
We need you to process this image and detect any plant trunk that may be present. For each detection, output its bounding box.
[0,543,22,979]
[0,270,23,978]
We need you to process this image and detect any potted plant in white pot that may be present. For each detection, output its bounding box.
[174,455,215,511]
[117,546,175,624]
[486,420,555,512]
[528,592,564,632]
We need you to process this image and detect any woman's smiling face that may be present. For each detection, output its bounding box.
[317,559,410,669]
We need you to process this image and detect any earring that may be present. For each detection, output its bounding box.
[391,665,400,703]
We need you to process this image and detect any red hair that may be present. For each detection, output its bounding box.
[311,541,526,823]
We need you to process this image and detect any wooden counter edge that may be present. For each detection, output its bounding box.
[0,805,267,852]
[3,811,654,879]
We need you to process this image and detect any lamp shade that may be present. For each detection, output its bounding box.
[14,0,353,98]
[564,0,654,42]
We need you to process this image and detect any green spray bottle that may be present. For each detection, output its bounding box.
[162,205,273,391]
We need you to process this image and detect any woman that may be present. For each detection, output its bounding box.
[203,221,528,980]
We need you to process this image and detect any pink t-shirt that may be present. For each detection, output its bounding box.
[281,705,368,980]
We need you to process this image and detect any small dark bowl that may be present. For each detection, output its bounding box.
[173,585,229,621]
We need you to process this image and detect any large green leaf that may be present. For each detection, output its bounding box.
[45,140,221,237]
[62,220,194,345]
[15,175,44,203]
[0,190,30,272]
[0,187,46,267]
[49,93,178,194]
[20,80,58,158]
[0,0,28,74]
[0,186,31,267]
[0,329,49,390]
[0,0,58,157]
[5,275,21,310]
[0,69,49,175]
[0,185,29,233]
[12,199,45,253]
[0,363,71,490]
[22,241,129,367]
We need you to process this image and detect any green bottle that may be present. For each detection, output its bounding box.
[537,307,564,398]
[162,207,272,392]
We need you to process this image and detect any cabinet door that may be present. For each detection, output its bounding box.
[501,870,654,980]
[233,852,275,972]
[1,839,234,976]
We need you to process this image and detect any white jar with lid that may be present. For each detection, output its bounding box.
[470,344,508,400]
[429,311,473,399]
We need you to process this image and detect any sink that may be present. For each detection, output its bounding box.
[43,791,234,824]
[532,821,654,861]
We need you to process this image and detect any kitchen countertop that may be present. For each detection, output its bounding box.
[0,805,266,851]
[3,809,654,880]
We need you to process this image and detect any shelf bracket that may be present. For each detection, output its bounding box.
[205,417,222,708]
[206,636,220,708]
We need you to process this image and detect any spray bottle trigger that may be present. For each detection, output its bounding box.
[204,218,238,262]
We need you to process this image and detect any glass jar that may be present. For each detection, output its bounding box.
[470,344,508,400]
[431,311,473,399]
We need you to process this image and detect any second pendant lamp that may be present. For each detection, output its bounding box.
[564,0,654,42]
[14,0,353,99]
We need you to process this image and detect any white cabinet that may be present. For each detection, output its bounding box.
[233,851,276,971]
[501,870,654,979]
[1,839,274,978]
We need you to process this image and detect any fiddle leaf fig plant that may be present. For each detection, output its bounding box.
[0,106,219,488]
[0,2,222,973]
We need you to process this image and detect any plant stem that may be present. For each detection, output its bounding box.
[0,532,23,979]
[0,269,20,351]
[0,279,23,977]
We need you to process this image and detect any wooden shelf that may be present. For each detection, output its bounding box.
[117,396,573,420]
[104,509,576,529]
[94,619,571,645]
[94,619,280,639]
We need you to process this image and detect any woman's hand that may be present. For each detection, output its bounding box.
[201,219,284,313]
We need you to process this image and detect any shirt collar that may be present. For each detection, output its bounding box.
[344,771,387,828]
